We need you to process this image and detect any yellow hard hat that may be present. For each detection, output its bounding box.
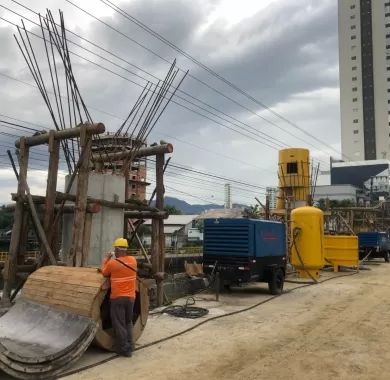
[113,238,128,248]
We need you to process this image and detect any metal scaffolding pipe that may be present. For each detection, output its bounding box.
[92,143,173,162]
[15,123,106,148]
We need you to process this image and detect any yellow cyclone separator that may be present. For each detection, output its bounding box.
[277,148,310,210]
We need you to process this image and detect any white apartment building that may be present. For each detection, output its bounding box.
[266,187,278,209]
[339,0,390,161]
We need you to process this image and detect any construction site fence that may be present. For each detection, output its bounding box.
[0,246,203,262]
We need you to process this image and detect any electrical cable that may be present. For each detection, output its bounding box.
[156,297,209,319]
[290,227,318,284]
[59,269,359,378]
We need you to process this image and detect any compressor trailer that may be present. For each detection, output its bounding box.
[202,218,286,294]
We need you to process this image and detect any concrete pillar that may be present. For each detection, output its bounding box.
[62,173,125,266]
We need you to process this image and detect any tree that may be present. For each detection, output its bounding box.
[315,198,356,211]
[164,205,182,215]
[243,204,262,219]
[0,206,13,230]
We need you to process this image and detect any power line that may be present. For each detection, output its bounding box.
[5,1,332,168]
[64,0,346,161]
[0,74,304,172]
[0,8,286,154]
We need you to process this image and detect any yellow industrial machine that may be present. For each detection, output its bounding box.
[277,148,310,210]
[291,206,324,279]
[323,235,359,272]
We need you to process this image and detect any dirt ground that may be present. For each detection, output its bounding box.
[64,262,390,380]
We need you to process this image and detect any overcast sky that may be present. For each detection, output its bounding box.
[0,0,340,206]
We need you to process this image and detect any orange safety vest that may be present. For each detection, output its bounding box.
[101,256,137,299]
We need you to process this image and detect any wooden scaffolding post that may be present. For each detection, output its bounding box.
[71,124,92,267]
[156,153,165,306]
[2,138,29,305]
[41,131,60,263]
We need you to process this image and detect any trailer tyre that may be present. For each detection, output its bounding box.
[384,251,390,263]
[268,268,284,295]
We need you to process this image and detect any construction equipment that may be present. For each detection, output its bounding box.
[323,235,359,272]
[358,232,390,262]
[202,218,286,294]
[0,266,149,379]
[291,206,325,279]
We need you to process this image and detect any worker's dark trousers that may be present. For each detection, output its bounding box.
[110,297,135,355]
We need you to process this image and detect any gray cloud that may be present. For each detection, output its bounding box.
[0,0,341,205]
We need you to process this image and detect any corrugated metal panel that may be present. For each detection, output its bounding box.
[203,219,285,258]
[203,219,253,256]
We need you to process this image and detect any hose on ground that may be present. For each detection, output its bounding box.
[290,227,318,284]
[59,270,359,378]
[152,297,209,319]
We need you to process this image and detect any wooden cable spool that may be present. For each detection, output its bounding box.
[21,266,149,351]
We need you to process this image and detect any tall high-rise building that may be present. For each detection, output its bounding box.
[338,0,390,161]
[266,187,278,210]
[224,183,232,209]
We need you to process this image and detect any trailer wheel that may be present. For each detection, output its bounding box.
[384,251,390,263]
[268,268,284,295]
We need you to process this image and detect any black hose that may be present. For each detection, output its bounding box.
[291,227,318,284]
[59,270,358,378]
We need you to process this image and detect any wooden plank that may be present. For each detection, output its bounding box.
[26,274,104,288]
[81,212,93,267]
[25,280,100,295]
[26,272,104,285]
[22,288,96,306]
[71,124,91,267]
[37,266,98,274]
[23,286,96,304]
[1,139,29,304]
[40,133,60,265]
[21,293,91,317]
[30,268,104,280]
[32,268,104,281]
[156,153,165,307]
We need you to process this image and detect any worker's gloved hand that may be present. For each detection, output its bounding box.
[97,268,102,273]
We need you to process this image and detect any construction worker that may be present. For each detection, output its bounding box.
[101,237,137,357]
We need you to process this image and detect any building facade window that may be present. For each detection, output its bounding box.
[352,76,357,81]
[353,98,358,102]
[352,66,357,70]
[353,130,359,134]
[352,87,358,91]
[353,119,359,123]
[352,56,357,60]
[351,35,357,40]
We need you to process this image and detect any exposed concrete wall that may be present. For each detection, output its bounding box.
[62,173,125,266]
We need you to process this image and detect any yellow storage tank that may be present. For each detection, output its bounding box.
[324,235,359,272]
[277,148,310,210]
[291,206,324,279]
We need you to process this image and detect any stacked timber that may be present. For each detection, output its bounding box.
[0,266,149,379]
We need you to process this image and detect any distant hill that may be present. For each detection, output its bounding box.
[154,196,247,215]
